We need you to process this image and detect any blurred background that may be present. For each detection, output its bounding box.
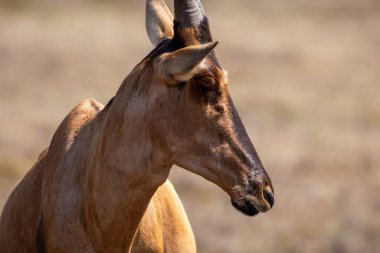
[0,0,379,252]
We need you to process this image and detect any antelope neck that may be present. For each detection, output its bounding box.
[78,94,172,251]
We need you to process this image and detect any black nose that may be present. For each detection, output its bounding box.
[263,188,275,208]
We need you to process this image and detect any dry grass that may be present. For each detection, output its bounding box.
[0,0,379,252]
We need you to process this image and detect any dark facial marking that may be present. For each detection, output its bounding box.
[231,199,260,216]
[177,81,187,90]
[190,68,222,105]
[35,215,47,253]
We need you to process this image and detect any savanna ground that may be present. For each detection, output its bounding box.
[0,0,379,252]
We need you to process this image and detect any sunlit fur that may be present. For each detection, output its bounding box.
[0,0,274,252]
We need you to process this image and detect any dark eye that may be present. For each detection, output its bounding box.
[177,81,187,90]
[215,105,224,114]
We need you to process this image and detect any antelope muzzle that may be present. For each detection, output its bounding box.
[231,172,274,216]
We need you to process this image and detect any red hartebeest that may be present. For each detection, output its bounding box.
[0,0,274,252]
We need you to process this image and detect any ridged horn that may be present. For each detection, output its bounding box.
[174,0,205,27]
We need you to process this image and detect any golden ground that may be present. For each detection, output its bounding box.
[0,1,379,252]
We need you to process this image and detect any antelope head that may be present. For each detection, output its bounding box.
[117,0,274,216]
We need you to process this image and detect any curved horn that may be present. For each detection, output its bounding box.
[174,0,205,27]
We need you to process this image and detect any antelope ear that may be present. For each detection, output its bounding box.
[146,0,174,46]
[157,41,219,81]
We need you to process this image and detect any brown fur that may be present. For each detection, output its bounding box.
[0,1,273,252]
[0,99,195,253]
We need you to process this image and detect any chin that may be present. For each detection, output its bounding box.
[231,199,260,216]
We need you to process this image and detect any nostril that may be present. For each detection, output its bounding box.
[263,188,275,208]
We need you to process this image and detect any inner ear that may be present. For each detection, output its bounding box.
[156,41,219,83]
[173,61,207,82]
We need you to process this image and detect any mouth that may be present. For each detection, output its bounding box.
[230,186,274,216]
[231,198,260,216]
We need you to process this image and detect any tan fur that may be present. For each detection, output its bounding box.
[177,27,202,46]
[0,149,46,253]
[0,1,274,252]
[0,99,195,253]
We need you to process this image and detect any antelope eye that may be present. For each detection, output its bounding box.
[215,105,224,114]
[178,81,187,89]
